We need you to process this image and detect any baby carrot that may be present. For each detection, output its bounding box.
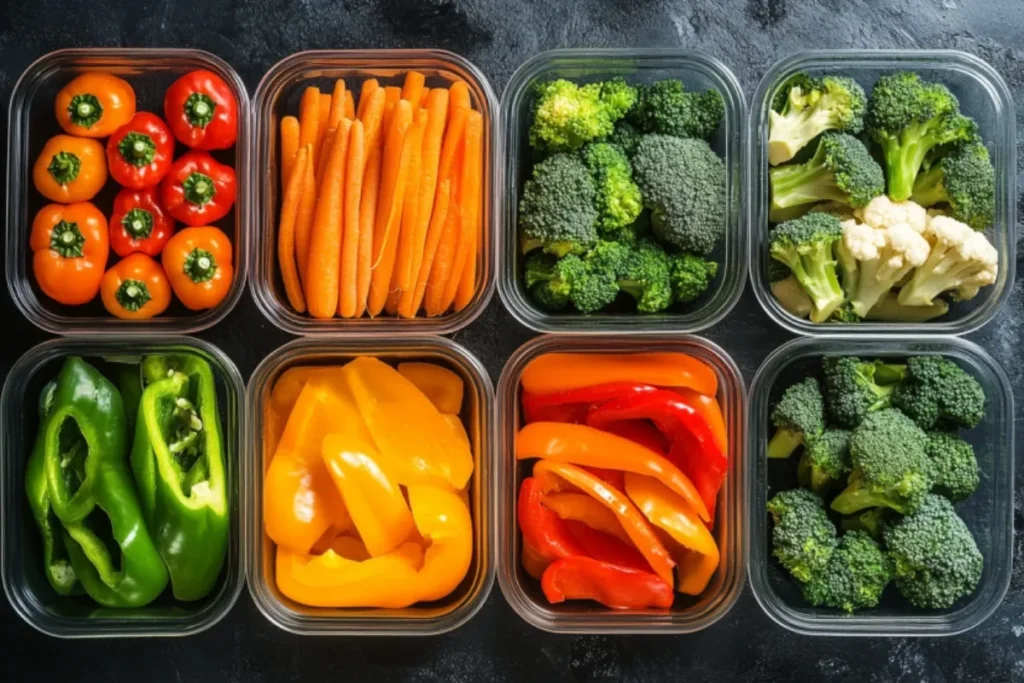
[280,116,300,188]
[402,71,426,109]
[316,93,332,157]
[359,88,387,166]
[344,91,355,119]
[307,120,351,318]
[339,120,365,318]
[355,145,382,318]
[278,146,308,313]
[424,184,462,317]
[298,87,320,167]
[295,145,317,284]
[316,126,336,189]
[381,86,402,134]
[448,80,471,117]
[402,178,451,318]
[453,110,483,311]
[393,109,427,293]
[357,79,379,119]
[328,80,347,128]
[408,90,449,286]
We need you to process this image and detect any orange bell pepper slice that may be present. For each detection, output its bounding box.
[397,362,464,414]
[346,357,473,489]
[676,545,720,596]
[532,459,675,588]
[622,473,718,558]
[517,422,710,522]
[673,388,728,454]
[540,492,631,545]
[321,434,416,558]
[521,352,717,397]
[521,539,550,580]
[406,485,473,602]
[328,535,372,562]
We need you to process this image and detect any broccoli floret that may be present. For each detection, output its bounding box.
[629,79,724,140]
[612,238,673,313]
[523,252,575,311]
[632,134,725,256]
[669,253,719,304]
[528,79,634,152]
[925,431,979,502]
[802,530,894,612]
[581,142,643,236]
[604,120,642,157]
[830,301,862,323]
[770,133,884,212]
[767,489,838,583]
[768,213,845,322]
[883,494,983,609]
[891,356,985,430]
[896,215,998,307]
[831,409,932,515]
[866,72,979,201]
[768,73,867,165]
[518,153,598,257]
[798,428,852,495]
[840,508,891,540]
[912,142,995,230]
[821,356,906,428]
[768,377,825,460]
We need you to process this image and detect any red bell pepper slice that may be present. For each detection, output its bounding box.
[597,419,668,455]
[564,520,649,572]
[106,112,175,189]
[521,383,657,424]
[160,150,236,226]
[541,556,674,609]
[668,436,727,521]
[517,477,588,562]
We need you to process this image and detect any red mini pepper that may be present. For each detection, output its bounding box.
[105,112,174,189]
[164,69,238,150]
[160,151,236,226]
[541,556,674,610]
[521,383,657,424]
[109,187,174,257]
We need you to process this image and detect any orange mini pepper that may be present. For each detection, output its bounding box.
[396,362,464,414]
[30,202,108,305]
[161,225,234,311]
[100,253,172,320]
[55,72,136,138]
[623,473,718,558]
[33,134,107,203]
[521,352,718,397]
[517,422,711,523]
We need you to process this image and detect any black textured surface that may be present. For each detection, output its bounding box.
[1,1,1023,680]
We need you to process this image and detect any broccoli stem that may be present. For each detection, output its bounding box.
[790,243,844,322]
[911,164,946,207]
[830,480,905,515]
[797,454,835,495]
[770,157,847,210]
[767,109,832,166]
[880,123,934,201]
[767,428,803,459]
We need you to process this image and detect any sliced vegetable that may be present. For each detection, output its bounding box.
[396,362,464,414]
[521,352,718,396]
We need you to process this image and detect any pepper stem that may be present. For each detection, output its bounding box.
[183,172,216,206]
[115,279,152,312]
[68,93,104,128]
[49,221,86,258]
[117,132,157,167]
[185,92,217,128]
[47,151,82,185]
[183,247,217,283]
[121,208,154,239]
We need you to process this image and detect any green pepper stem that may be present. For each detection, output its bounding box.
[115,279,152,312]
[183,248,217,283]
[47,151,82,185]
[121,208,154,239]
[49,221,86,258]
[117,132,157,167]
[183,172,216,206]
[184,92,217,128]
[68,94,104,128]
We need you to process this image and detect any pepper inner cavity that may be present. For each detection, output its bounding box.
[57,417,88,496]
[158,384,207,494]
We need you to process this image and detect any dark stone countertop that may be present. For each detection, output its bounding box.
[0,0,1022,680]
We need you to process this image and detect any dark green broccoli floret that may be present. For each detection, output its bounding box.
[768,73,867,165]
[925,431,979,502]
[883,494,983,609]
[518,154,598,257]
[831,409,932,515]
[669,253,719,304]
[821,356,906,428]
[581,142,643,237]
[891,356,986,430]
[830,301,863,324]
[767,489,837,583]
[866,72,979,201]
[529,79,635,152]
[770,133,884,212]
[798,428,851,495]
[614,238,673,313]
[802,530,894,612]
[912,142,995,230]
[585,239,632,278]
[768,377,825,460]
[604,120,642,156]
[840,508,891,540]
[630,79,724,140]
[523,252,576,311]
[768,213,845,322]
[632,134,725,256]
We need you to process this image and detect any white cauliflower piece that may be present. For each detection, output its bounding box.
[897,215,999,306]
[856,195,929,234]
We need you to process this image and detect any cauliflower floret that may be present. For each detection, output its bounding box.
[841,219,886,260]
[856,195,929,234]
[897,215,998,306]
[844,219,931,317]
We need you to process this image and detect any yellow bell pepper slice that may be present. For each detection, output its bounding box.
[406,485,473,602]
[623,472,718,558]
[396,362,464,414]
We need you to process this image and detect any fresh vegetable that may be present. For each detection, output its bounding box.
[768,212,845,322]
[541,556,674,609]
[629,79,724,140]
[766,377,824,460]
[33,134,107,203]
[109,187,175,257]
[518,153,598,257]
[769,133,884,214]
[528,78,636,152]
[797,428,851,495]
[163,69,238,150]
[580,142,643,238]
[162,226,234,310]
[106,112,175,189]
[767,73,866,165]
[890,355,986,430]
[55,72,136,138]
[896,215,998,307]
[912,141,994,230]
[767,489,837,583]
[30,202,109,305]
[100,253,172,320]
[521,351,717,396]
[924,431,979,502]
[821,356,905,428]
[160,150,237,226]
[801,530,893,612]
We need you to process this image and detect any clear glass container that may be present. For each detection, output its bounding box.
[749,50,1016,336]
[498,49,747,334]
[495,335,746,633]
[6,49,250,335]
[250,50,498,336]
[747,336,1013,636]
[244,337,494,634]
[0,336,245,638]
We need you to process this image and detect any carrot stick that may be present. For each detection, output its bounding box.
[402,71,426,109]
[316,93,332,155]
[357,79,379,119]
[295,145,317,285]
[280,116,300,189]
[344,91,355,119]
[298,87,320,168]
[355,145,382,318]
[393,110,427,294]
[448,80,471,117]
[328,80,347,129]
[402,179,451,317]
[453,110,483,312]
[316,126,336,188]
[306,120,351,318]
[424,180,462,317]
[407,90,449,289]
[358,88,387,166]
[338,120,365,318]
[367,101,414,316]
[278,146,308,313]
[381,86,402,134]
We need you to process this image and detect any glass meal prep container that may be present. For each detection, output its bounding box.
[0,336,245,638]
[495,335,746,633]
[498,49,747,334]
[250,50,498,336]
[244,337,494,635]
[748,50,1017,336]
[747,336,1013,637]
[6,49,250,335]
